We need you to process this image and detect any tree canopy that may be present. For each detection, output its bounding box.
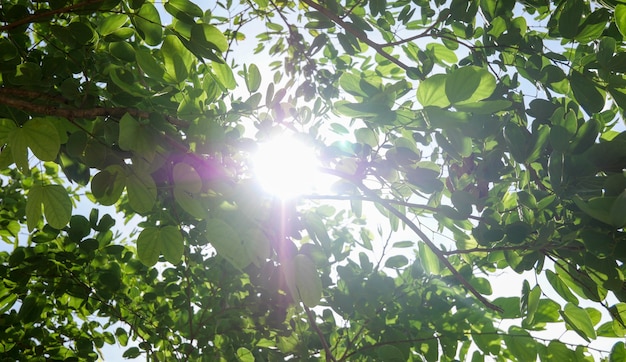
[2,0,626,360]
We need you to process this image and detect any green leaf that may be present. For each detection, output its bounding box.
[136,48,164,79]
[385,255,409,268]
[504,123,530,163]
[561,303,596,341]
[245,64,262,93]
[445,66,496,104]
[109,42,136,62]
[293,254,323,307]
[118,113,155,160]
[453,100,512,114]
[173,162,202,193]
[615,5,626,37]
[354,127,378,147]
[99,14,128,35]
[173,188,207,219]
[137,227,162,266]
[212,61,236,89]
[162,35,193,83]
[91,165,126,206]
[525,285,541,324]
[126,169,157,214]
[237,347,255,362]
[503,326,537,361]
[8,117,60,167]
[18,294,43,324]
[241,228,271,267]
[133,2,162,46]
[417,74,450,107]
[570,70,605,114]
[526,125,550,162]
[26,185,44,232]
[0,118,16,144]
[427,43,458,65]
[303,213,332,249]
[610,189,626,227]
[190,23,228,53]
[418,242,440,274]
[544,340,575,360]
[546,269,579,304]
[27,184,72,231]
[165,0,204,22]
[160,226,184,264]
[610,342,626,362]
[376,345,405,362]
[122,347,141,359]
[558,0,583,38]
[573,195,614,225]
[205,219,249,269]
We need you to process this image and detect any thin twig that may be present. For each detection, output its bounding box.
[355,181,503,312]
[302,193,484,221]
[304,304,337,362]
[299,0,411,72]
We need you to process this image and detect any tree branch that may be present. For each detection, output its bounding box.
[304,304,337,362]
[299,0,411,72]
[355,181,503,312]
[302,193,484,221]
[0,89,189,127]
[0,0,106,32]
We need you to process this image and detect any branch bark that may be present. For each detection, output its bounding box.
[304,304,337,362]
[0,89,188,127]
[0,0,106,32]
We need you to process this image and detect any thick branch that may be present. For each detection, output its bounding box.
[355,181,503,312]
[299,0,411,72]
[0,0,105,32]
[0,90,188,127]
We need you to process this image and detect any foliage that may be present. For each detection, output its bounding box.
[1,0,626,360]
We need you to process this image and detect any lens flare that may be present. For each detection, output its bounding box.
[252,134,325,199]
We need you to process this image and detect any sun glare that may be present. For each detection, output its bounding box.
[252,134,328,199]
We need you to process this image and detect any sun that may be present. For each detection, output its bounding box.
[251,133,330,199]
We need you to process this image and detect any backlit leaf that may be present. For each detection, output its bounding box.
[293,254,323,307]
[205,219,249,269]
[26,185,44,232]
[91,165,126,206]
[385,255,409,268]
[417,74,450,107]
[503,326,537,361]
[418,242,440,274]
[213,61,236,89]
[99,14,128,35]
[126,169,157,214]
[561,303,596,341]
[173,162,202,193]
[162,35,193,83]
[445,66,496,104]
[137,227,162,266]
[616,5,626,37]
[245,63,261,93]
[159,226,184,264]
[133,2,162,46]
